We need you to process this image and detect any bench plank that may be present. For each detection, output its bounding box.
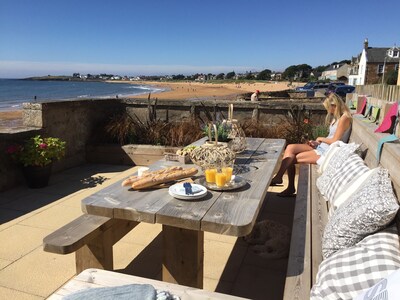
[283,164,311,300]
[310,165,329,283]
[43,215,138,273]
[48,268,248,300]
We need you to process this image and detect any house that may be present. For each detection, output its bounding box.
[348,39,399,85]
[319,64,349,81]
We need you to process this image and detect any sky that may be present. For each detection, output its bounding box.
[1,0,400,78]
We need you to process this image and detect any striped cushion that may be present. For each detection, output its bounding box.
[323,153,369,203]
[311,225,400,300]
[316,143,360,197]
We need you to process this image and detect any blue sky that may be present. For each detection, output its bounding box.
[1,0,399,78]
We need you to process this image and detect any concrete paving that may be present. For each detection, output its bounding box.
[0,163,296,300]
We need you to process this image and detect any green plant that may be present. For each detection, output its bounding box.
[203,122,230,142]
[6,135,66,167]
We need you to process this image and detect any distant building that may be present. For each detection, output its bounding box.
[319,64,349,81]
[271,73,282,80]
[348,39,400,85]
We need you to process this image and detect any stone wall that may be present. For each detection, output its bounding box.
[0,97,326,191]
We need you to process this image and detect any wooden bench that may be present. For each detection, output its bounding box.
[48,268,248,299]
[283,116,400,299]
[43,214,138,274]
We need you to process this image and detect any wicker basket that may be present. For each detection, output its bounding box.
[190,124,236,169]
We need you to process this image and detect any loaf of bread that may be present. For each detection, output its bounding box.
[131,167,198,190]
[121,166,185,187]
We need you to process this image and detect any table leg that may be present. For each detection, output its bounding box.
[162,225,204,288]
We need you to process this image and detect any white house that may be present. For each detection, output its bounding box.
[348,39,399,85]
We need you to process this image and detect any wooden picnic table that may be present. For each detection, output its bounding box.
[81,137,285,288]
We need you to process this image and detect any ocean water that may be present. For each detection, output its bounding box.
[0,79,165,110]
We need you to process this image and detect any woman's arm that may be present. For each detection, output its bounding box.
[316,114,351,145]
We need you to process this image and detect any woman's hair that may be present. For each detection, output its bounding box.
[323,93,352,125]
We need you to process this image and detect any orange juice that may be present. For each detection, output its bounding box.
[205,168,217,183]
[215,172,227,187]
[222,167,233,181]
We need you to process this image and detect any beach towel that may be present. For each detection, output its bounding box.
[355,97,367,115]
[375,101,399,133]
[376,112,399,163]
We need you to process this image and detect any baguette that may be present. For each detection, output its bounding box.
[131,167,198,190]
[121,166,183,187]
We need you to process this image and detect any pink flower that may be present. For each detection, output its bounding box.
[39,143,48,149]
[303,119,309,124]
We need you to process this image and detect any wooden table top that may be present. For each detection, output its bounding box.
[82,138,285,237]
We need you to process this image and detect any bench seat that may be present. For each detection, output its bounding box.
[283,116,400,299]
[43,214,138,273]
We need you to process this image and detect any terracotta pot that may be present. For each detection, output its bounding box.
[22,163,52,189]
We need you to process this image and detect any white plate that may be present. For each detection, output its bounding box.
[198,175,248,191]
[168,183,208,200]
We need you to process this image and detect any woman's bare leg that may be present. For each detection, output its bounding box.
[274,146,320,195]
[271,144,314,185]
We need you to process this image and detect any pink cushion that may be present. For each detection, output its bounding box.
[375,102,398,133]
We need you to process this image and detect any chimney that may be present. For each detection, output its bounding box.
[364,38,369,50]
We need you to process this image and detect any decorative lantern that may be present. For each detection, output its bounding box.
[190,124,236,169]
[224,104,247,153]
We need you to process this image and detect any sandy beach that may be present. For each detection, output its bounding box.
[130,80,298,100]
[0,81,299,130]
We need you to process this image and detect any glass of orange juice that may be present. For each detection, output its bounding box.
[222,164,233,182]
[215,171,227,187]
[205,167,217,183]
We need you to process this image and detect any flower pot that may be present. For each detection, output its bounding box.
[22,163,52,189]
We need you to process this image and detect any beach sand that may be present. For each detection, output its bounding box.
[0,81,300,130]
[129,80,298,100]
[0,110,23,130]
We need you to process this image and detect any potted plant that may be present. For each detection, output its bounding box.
[6,135,66,188]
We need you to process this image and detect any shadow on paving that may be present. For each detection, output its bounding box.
[0,164,132,224]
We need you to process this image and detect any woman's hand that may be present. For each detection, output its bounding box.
[316,137,324,144]
[307,140,320,148]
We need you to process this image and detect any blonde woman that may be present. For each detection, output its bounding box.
[271,93,352,196]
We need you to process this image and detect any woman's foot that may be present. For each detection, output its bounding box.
[277,188,296,197]
[270,176,283,186]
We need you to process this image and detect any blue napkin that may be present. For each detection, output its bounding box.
[63,284,156,300]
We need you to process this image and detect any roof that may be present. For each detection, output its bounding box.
[366,47,399,63]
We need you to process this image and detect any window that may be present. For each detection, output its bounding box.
[394,50,399,58]
[377,64,384,74]
[395,64,399,71]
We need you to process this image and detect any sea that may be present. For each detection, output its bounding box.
[0,79,166,111]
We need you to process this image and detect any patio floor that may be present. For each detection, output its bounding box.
[0,163,296,300]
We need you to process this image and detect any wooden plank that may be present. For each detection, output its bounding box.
[162,225,204,289]
[310,165,328,284]
[283,164,311,300]
[48,268,248,300]
[43,215,114,254]
[201,139,286,237]
[82,160,200,223]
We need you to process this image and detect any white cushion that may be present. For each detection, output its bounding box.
[355,268,400,300]
[322,168,399,259]
[312,225,400,300]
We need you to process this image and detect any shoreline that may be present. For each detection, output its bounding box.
[0,81,299,130]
